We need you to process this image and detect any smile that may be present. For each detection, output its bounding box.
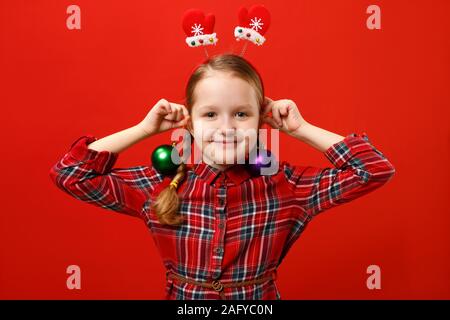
[212,140,241,145]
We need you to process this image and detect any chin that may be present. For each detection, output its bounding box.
[201,141,251,165]
[212,152,248,165]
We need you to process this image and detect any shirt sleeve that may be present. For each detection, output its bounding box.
[282,132,396,220]
[49,135,164,219]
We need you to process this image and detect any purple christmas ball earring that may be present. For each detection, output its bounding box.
[246,136,277,176]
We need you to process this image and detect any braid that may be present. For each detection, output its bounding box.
[151,162,186,226]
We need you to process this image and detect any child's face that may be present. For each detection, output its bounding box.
[187,71,262,170]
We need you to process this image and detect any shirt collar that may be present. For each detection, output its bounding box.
[190,161,252,186]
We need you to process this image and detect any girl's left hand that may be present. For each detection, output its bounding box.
[261,97,309,136]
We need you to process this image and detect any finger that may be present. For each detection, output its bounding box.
[157,103,171,116]
[170,113,189,129]
[171,102,187,111]
[173,115,190,128]
[179,104,190,118]
[170,107,180,121]
[163,108,179,121]
[158,99,171,112]
[262,99,273,116]
[262,115,278,129]
[175,105,185,121]
[171,102,188,117]
[272,107,283,127]
[176,107,184,121]
[279,104,289,117]
[171,104,190,123]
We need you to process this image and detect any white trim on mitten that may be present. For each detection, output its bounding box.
[234,27,266,46]
[185,33,218,47]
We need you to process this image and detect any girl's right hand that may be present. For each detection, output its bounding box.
[137,99,190,137]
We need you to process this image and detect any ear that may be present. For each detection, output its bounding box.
[186,117,194,137]
[258,116,263,129]
[258,107,265,129]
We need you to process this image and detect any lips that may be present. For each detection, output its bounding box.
[213,139,243,144]
[207,136,245,145]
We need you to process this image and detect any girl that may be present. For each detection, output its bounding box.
[49,53,395,300]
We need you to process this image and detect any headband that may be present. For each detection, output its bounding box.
[181,4,272,58]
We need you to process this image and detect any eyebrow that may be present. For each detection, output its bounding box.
[198,104,254,111]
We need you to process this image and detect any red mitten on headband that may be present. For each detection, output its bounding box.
[235,4,271,46]
[182,9,218,48]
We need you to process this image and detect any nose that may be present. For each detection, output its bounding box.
[217,115,236,137]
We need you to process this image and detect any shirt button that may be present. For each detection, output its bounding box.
[214,247,223,254]
[212,271,221,279]
[219,198,224,206]
[218,222,225,229]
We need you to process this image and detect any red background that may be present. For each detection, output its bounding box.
[1,0,449,299]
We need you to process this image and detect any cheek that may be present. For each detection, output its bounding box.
[191,120,214,141]
[242,115,261,129]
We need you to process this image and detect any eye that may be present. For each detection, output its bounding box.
[203,112,216,118]
[236,112,248,118]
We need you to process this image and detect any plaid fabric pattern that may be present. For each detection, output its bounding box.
[49,132,395,299]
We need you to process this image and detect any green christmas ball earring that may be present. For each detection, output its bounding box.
[151,141,182,176]
[151,129,193,176]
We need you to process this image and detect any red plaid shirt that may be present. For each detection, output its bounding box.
[49,132,395,299]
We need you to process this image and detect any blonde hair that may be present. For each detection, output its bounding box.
[151,53,265,226]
